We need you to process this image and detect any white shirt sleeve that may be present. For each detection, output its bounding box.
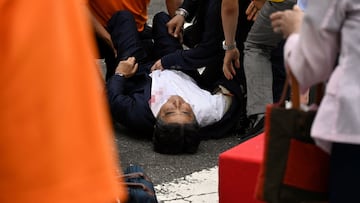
[284,0,340,93]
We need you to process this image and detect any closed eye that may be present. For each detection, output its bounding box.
[164,111,192,117]
[164,111,175,116]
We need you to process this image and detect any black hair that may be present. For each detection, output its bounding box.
[152,117,200,154]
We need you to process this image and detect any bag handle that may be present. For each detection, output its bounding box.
[121,172,152,182]
[125,182,155,196]
[290,72,300,109]
[277,70,324,109]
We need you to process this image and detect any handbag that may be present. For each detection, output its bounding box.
[120,165,158,203]
[255,73,329,203]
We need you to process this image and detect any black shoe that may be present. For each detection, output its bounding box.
[240,114,264,140]
[235,115,250,137]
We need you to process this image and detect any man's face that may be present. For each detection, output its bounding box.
[158,95,195,124]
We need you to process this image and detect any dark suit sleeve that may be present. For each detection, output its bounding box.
[106,75,155,134]
[180,0,199,22]
[160,39,223,71]
[198,77,247,140]
[161,0,224,71]
[199,96,242,140]
[107,75,137,115]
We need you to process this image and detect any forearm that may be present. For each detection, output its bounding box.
[286,0,338,92]
[166,0,183,17]
[180,0,199,21]
[221,0,239,45]
[91,14,110,41]
[86,6,112,44]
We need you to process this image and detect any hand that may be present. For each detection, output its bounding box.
[166,15,185,43]
[222,48,240,80]
[253,0,266,10]
[245,1,259,21]
[115,57,138,78]
[270,5,304,38]
[150,59,164,72]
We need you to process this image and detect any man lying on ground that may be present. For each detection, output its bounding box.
[106,57,243,154]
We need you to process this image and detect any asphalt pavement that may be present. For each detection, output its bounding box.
[114,121,241,202]
[115,123,240,185]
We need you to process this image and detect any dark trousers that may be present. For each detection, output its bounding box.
[271,39,287,103]
[99,10,155,79]
[329,142,360,203]
[152,12,183,59]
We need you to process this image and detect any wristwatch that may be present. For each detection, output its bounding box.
[115,72,125,77]
[175,8,189,18]
[222,40,237,51]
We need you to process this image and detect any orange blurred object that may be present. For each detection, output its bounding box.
[88,0,150,31]
[0,0,127,203]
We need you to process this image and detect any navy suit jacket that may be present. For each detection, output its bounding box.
[107,73,155,135]
[159,0,252,73]
[106,71,245,140]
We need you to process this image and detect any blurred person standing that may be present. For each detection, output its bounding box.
[0,1,127,203]
[271,1,360,202]
[222,0,296,138]
[243,0,296,137]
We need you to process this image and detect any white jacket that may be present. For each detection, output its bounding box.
[284,0,360,153]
